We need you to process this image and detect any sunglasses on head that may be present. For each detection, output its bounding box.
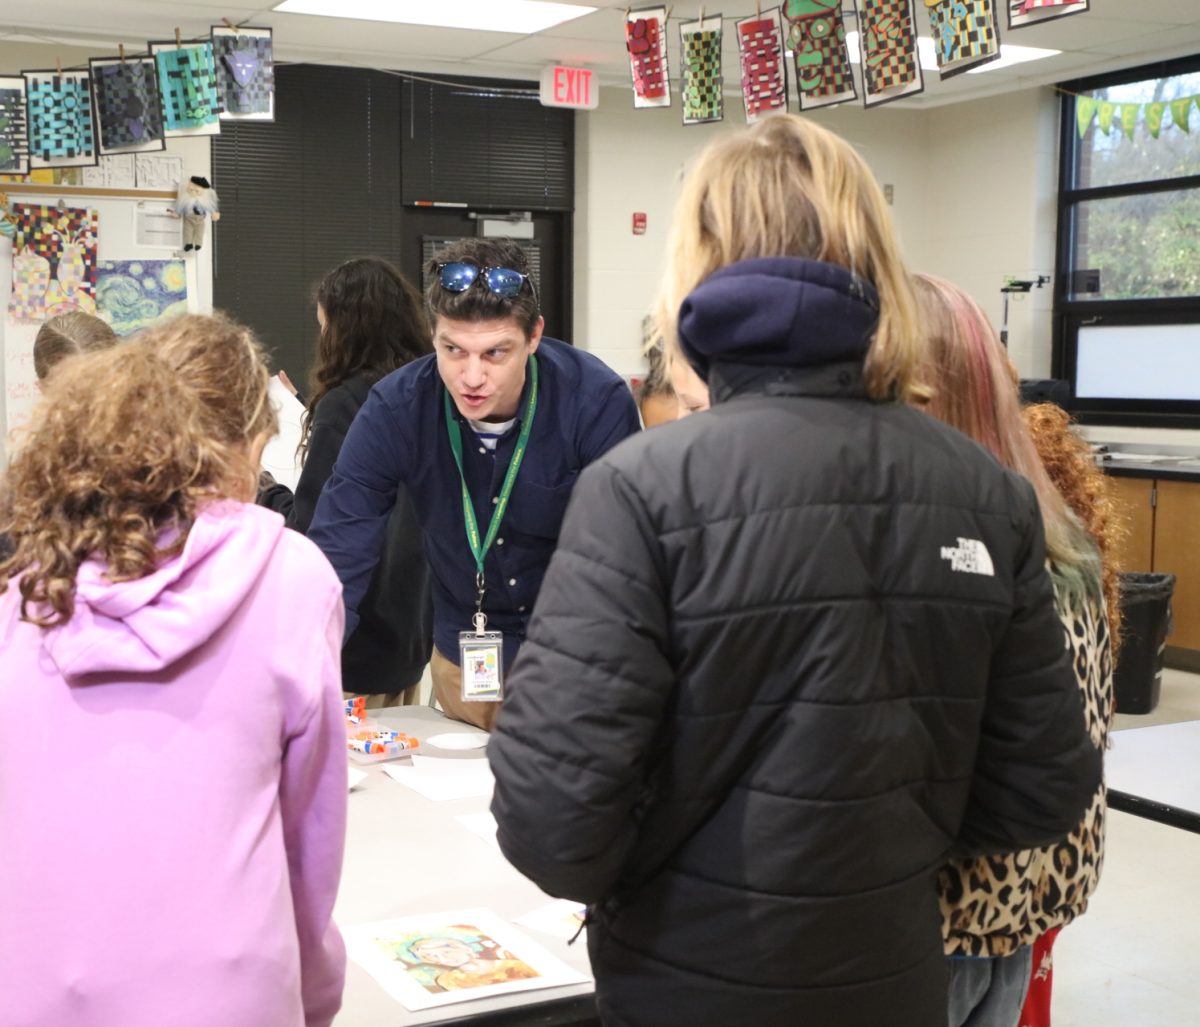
[435,261,535,301]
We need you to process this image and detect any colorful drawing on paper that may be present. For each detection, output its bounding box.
[96,260,188,335]
[737,11,788,123]
[24,72,98,168]
[7,203,99,323]
[626,6,671,108]
[856,0,923,106]
[925,0,1000,78]
[681,16,724,125]
[152,43,221,134]
[0,77,29,174]
[1007,0,1087,29]
[345,908,590,1012]
[90,59,165,153]
[212,27,275,119]
[783,0,857,110]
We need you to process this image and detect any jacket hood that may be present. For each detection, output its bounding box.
[44,502,284,682]
[677,257,880,382]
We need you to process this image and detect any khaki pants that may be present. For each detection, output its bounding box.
[430,647,500,732]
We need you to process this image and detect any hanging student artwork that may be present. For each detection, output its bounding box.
[855,0,923,106]
[1007,0,1087,29]
[96,259,188,335]
[23,71,99,169]
[0,77,29,175]
[150,41,222,136]
[736,10,788,123]
[680,15,724,125]
[211,26,275,121]
[626,6,671,108]
[924,0,1001,79]
[7,203,99,324]
[88,58,166,155]
[782,0,857,111]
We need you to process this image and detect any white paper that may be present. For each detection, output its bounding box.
[260,375,306,491]
[454,811,500,850]
[382,757,494,801]
[81,155,136,190]
[344,907,590,1012]
[134,205,183,249]
[348,767,368,791]
[134,153,183,191]
[514,900,589,941]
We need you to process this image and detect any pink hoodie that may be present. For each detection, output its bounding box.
[0,502,347,1027]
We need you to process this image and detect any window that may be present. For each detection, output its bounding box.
[1055,56,1200,426]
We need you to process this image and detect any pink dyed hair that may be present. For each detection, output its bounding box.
[913,273,1101,596]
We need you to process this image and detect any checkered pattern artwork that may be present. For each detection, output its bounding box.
[856,0,922,106]
[212,27,275,119]
[7,203,99,324]
[1007,0,1087,29]
[782,0,857,110]
[152,43,221,134]
[737,11,787,123]
[681,17,724,125]
[24,71,98,168]
[0,77,29,174]
[925,0,1000,77]
[626,7,671,108]
[91,59,165,153]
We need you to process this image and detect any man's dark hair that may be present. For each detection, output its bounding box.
[425,237,540,338]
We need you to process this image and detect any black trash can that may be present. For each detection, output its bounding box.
[1113,572,1175,715]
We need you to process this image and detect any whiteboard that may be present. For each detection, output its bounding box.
[0,135,213,462]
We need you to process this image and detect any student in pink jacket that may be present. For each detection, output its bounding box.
[0,314,348,1027]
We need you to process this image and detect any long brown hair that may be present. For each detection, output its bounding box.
[33,310,118,380]
[0,313,275,627]
[305,257,431,456]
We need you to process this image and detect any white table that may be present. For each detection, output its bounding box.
[1106,720,1200,834]
[333,705,597,1026]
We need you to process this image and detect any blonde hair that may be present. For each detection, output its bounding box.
[0,313,276,627]
[656,114,927,403]
[913,274,1102,608]
[33,311,118,380]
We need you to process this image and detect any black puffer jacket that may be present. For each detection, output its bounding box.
[489,258,1101,1027]
[259,375,431,694]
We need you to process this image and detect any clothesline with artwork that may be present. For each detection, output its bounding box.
[625,0,1091,123]
[0,26,274,176]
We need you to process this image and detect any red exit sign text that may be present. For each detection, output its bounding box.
[539,65,598,110]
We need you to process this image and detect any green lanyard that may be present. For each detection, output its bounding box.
[443,355,539,624]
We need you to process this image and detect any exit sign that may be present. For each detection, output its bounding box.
[539,65,598,110]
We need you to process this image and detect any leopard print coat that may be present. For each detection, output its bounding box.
[939,580,1114,957]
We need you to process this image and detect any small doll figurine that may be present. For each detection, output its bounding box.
[171,175,221,252]
[0,192,16,241]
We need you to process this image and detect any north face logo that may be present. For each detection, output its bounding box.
[940,537,995,577]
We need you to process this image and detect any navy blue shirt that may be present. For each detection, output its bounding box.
[308,337,642,670]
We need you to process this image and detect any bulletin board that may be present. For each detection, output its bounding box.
[0,143,213,462]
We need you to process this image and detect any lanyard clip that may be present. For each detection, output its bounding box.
[474,572,487,633]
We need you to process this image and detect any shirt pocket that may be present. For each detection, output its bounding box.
[507,476,578,541]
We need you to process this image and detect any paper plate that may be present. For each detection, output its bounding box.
[426,732,489,751]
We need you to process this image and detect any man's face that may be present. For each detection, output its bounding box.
[435,314,543,423]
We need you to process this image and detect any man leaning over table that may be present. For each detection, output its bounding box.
[308,237,640,730]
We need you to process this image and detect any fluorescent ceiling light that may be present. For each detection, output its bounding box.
[275,0,596,34]
[843,32,1058,74]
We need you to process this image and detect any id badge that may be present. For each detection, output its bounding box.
[459,631,504,702]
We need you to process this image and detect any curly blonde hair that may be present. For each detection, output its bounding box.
[0,313,275,627]
[1023,403,1124,654]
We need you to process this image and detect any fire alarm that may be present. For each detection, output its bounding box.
[632,212,647,235]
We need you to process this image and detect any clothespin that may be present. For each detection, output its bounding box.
[625,5,631,19]
[175,27,182,48]
[222,17,240,33]
[756,0,761,17]
[55,56,63,76]
[699,5,705,21]
[119,43,126,63]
